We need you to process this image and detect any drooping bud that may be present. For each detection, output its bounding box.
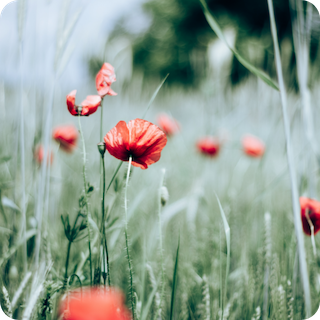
[160,186,169,206]
[97,142,106,157]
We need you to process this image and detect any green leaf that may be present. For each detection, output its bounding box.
[214,193,230,319]
[170,235,180,320]
[2,196,20,211]
[199,0,279,91]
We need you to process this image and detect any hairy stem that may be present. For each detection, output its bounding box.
[124,156,134,320]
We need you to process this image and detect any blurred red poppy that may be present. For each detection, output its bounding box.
[34,145,53,165]
[67,90,101,116]
[59,288,130,320]
[242,134,265,157]
[52,125,78,153]
[104,118,167,169]
[300,197,320,236]
[96,63,117,98]
[196,137,220,157]
[157,113,180,137]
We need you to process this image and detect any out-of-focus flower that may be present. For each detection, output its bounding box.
[59,288,130,320]
[34,145,53,165]
[67,90,101,116]
[104,118,167,169]
[52,125,78,153]
[96,63,117,98]
[157,113,180,137]
[196,137,220,157]
[300,197,320,236]
[242,134,265,157]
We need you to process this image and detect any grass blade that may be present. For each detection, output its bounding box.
[214,193,230,319]
[170,235,180,320]
[0,229,36,267]
[266,0,312,316]
[142,74,169,119]
[12,271,32,309]
[199,0,279,91]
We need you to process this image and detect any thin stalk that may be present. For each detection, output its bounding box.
[77,114,93,286]
[100,150,110,286]
[64,240,72,286]
[266,0,312,316]
[124,156,134,320]
[106,162,123,193]
[19,42,27,273]
[157,169,166,319]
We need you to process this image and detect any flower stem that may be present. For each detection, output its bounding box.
[78,114,93,286]
[64,240,72,287]
[100,151,111,286]
[157,169,166,319]
[124,156,135,320]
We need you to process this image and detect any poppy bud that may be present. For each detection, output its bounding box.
[97,142,106,157]
[160,186,169,206]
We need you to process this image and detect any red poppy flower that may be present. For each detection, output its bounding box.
[104,118,167,169]
[96,63,117,98]
[196,137,220,157]
[52,125,78,153]
[34,145,53,165]
[242,134,265,157]
[67,90,101,116]
[157,113,180,137]
[59,288,130,320]
[300,197,320,236]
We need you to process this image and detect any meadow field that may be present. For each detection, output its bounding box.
[1,1,320,320]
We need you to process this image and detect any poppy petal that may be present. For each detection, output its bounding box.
[81,95,101,116]
[104,121,130,161]
[127,119,167,167]
[67,90,77,116]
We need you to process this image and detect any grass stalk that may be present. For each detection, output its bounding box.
[266,0,312,316]
[19,42,27,274]
[77,114,93,286]
[124,156,134,319]
[156,169,166,319]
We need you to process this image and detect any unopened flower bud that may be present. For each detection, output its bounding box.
[9,265,18,280]
[160,186,169,206]
[97,142,106,157]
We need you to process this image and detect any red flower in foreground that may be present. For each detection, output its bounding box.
[34,145,53,165]
[59,288,130,320]
[300,197,320,236]
[196,137,220,157]
[96,63,117,98]
[52,125,78,153]
[157,113,180,137]
[67,90,101,116]
[104,118,167,169]
[242,134,265,157]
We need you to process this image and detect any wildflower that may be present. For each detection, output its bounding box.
[104,118,167,169]
[52,125,78,153]
[157,113,180,137]
[67,90,101,116]
[196,137,220,157]
[242,134,265,157]
[59,288,130,320]
[300,197,320,236]
[34,145,53,165]
[96,63,117,97]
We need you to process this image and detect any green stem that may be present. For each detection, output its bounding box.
[64,240,72,286]
[106,162,123,194]
[157,169,166,318]
[100,153,111,286]
[78,114,93,286]
[124,156,135,320]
